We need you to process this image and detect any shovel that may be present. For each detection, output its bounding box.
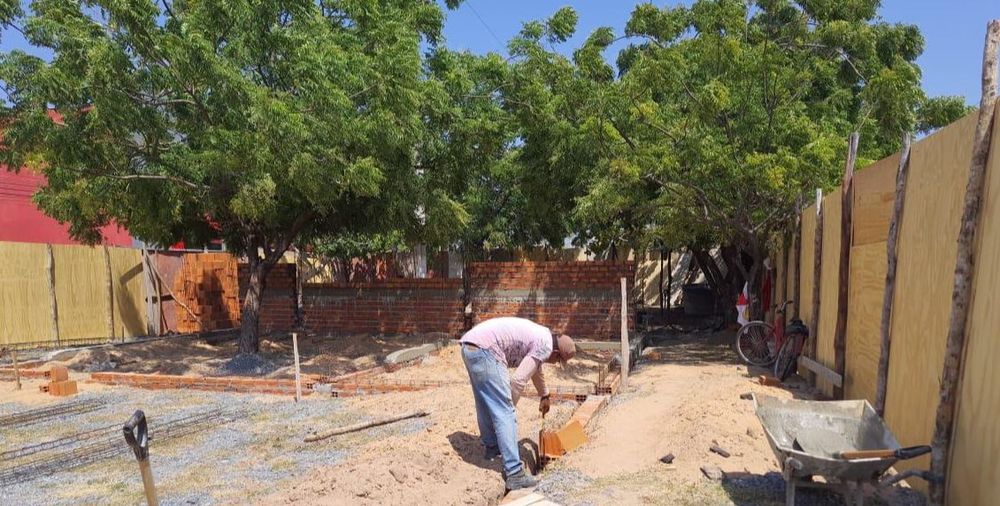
[123,410,159,506]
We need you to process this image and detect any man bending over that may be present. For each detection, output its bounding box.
[459,317,576,490]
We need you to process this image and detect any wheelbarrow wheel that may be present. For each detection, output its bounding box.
[736,322,777,366]
[774,336,799,381]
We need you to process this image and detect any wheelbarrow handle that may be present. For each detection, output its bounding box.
[123,410,149,461]
[895,445,932,460]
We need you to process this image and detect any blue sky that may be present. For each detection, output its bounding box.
[441,0,999,105]
[1,1,996,104]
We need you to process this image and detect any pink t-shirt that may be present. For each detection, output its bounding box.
[460,317,553,404]
[460,317,553,367]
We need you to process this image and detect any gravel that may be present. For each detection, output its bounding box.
[216,353,278,376]
[0,388,351,506]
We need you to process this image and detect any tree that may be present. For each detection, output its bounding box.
[502,1,970,316]
[0,0,467,353]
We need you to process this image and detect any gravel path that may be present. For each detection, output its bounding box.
[1,388,350,505]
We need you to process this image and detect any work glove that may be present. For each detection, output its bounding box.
[539,395,551,416]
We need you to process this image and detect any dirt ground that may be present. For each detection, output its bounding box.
[42,332,449,379]
[2,329,927,505]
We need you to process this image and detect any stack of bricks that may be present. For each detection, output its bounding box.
[467,261,636,340]
[174,253,241,333]
[38,365,78,396]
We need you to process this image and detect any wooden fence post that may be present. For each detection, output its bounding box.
[792,195,802,319]
[875,133,912,416]
[928,19,1000,505]
[809,189,824,383]
[103,245,116,340]
[46,244,60,343]
[620,277,629,388]
[833,133,859,399]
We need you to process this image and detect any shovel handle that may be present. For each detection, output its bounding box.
[123,410,150,461]
[838,445,931,460]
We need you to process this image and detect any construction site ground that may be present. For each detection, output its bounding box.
[1,329,926,505]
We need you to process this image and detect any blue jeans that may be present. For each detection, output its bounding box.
[461,343,522,476]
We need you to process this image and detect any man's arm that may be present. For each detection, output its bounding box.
[510,357,545,406]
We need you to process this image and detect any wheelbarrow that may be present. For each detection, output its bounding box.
[753,395,938,505]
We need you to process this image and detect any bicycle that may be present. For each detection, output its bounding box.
[735,301,809,380]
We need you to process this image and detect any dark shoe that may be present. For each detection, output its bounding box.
[505,470,537,490]
[484,447,501,461]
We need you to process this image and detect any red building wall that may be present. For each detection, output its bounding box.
[0,167,133,246]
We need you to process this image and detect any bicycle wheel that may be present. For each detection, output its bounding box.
[774,336,800,381]
[735,322,776,366]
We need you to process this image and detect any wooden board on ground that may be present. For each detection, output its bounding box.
[949,105,1000,505]
[817,189,842,397]
[884,110,979,491]
[798,355,842,388]
[502,492,559,506]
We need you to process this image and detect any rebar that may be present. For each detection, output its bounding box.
[0,399,104,428]
[0,408,237,486]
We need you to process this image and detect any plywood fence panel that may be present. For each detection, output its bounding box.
[853,153,900,246]
[844,242,886,402]
[884,111,979,488]
[817,189,842,397]
[0,242,53,345]
[52,245,110,340]
[949,105,1000,506]
[108,247,147,338]
[798,204,816,330]
[636,250,663,308]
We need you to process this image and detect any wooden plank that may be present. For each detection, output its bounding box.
[798,355,843,388]
[817,189,841,397]
[852,152,901,246]
[845,242,887,403]
[798,203,816,331]
[108,247,148,339]
[884,110,980,492]
[501,492,547,506]
[0,242,53,346]
[834,133,859,399]
[53,245,109,341]
[949,99,1000,506]
[930,20,1000,505]
[103,245,115,339]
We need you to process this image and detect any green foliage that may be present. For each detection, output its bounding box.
[502,1,969,263]
[0,0,468,257]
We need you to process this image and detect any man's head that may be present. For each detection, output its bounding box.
[547,334,576,364]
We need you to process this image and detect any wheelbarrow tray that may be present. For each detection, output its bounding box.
[753,395,902,482]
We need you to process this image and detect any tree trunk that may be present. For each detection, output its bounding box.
[239,254,270,355]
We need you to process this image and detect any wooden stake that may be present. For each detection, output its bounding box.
[46,244,60,343]
[929,19,1000,506]
[809,189,824,383]
[12,348,21,390]
[833,133,859,399]
[103,245,116,340]
[305,410,430,442]
[620,277,630,388]
[875,133,912,416]
[292,332,302,402]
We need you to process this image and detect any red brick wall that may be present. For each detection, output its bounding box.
[243,260,635,339]
[467,261,635,340]
[303,278,464,335]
